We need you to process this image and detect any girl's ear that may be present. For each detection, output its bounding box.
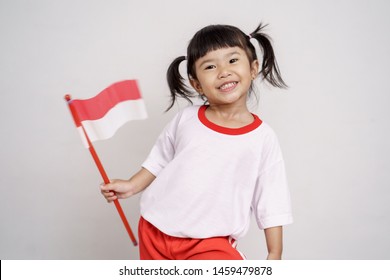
[190,78,203,94]
[251,59,260,79]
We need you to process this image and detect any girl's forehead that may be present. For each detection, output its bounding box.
[197,46,246,61]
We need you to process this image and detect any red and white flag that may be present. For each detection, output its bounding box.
[66,80,147,147]
[64,79,145,246]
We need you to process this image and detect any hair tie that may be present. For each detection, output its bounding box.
[248,34,252,39]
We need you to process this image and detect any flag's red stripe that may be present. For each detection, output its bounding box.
[71,80,142,122]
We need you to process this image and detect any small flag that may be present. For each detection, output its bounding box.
[64,79,146,246]
[67,80,147,147]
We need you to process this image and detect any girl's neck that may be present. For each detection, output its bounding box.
[205,103,254,129]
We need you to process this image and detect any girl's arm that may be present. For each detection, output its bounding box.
[264,226,283,260]
[100,168,156,202]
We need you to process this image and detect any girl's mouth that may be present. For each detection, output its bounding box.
[218,82,238,91]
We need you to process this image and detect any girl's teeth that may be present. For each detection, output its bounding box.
[220,82,236,90]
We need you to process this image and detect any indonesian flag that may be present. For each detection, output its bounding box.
[65,80,145,246]
[66,80,147,147]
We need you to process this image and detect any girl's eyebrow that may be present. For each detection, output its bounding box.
[198,51,241,68]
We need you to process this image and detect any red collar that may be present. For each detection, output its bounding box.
[198,105,262,135]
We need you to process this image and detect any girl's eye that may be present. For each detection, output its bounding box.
[205,65,216,70]
[230,58,239,63]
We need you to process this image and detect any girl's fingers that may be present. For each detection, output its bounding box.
[104,194,117,202]
[100,180,121,202]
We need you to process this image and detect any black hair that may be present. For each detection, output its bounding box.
[166,22,287,111]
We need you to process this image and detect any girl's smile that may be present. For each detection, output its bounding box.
[218,81,238,92]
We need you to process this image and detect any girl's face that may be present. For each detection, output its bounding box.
[190,47,258,108]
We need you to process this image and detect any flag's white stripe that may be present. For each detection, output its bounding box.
[81,99,147,143]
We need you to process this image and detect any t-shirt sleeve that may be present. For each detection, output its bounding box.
[141,113,180,176]
[252,129,293,230]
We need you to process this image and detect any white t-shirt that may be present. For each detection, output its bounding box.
[140,105,293,240]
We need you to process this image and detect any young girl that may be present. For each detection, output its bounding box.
[101,22,293,260]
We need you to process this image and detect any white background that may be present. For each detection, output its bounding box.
[0,0,389,259]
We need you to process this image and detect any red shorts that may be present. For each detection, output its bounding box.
[138,217,244,260]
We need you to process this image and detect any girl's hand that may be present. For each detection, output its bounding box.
[100,179,135,202]
[100,168,156,203]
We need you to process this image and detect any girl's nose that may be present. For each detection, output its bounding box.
[218,70,232,79]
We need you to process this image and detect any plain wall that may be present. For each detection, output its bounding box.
[1,0,389,259]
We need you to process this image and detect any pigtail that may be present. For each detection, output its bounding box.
[250,23,288,88]
[166,56,195,111]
